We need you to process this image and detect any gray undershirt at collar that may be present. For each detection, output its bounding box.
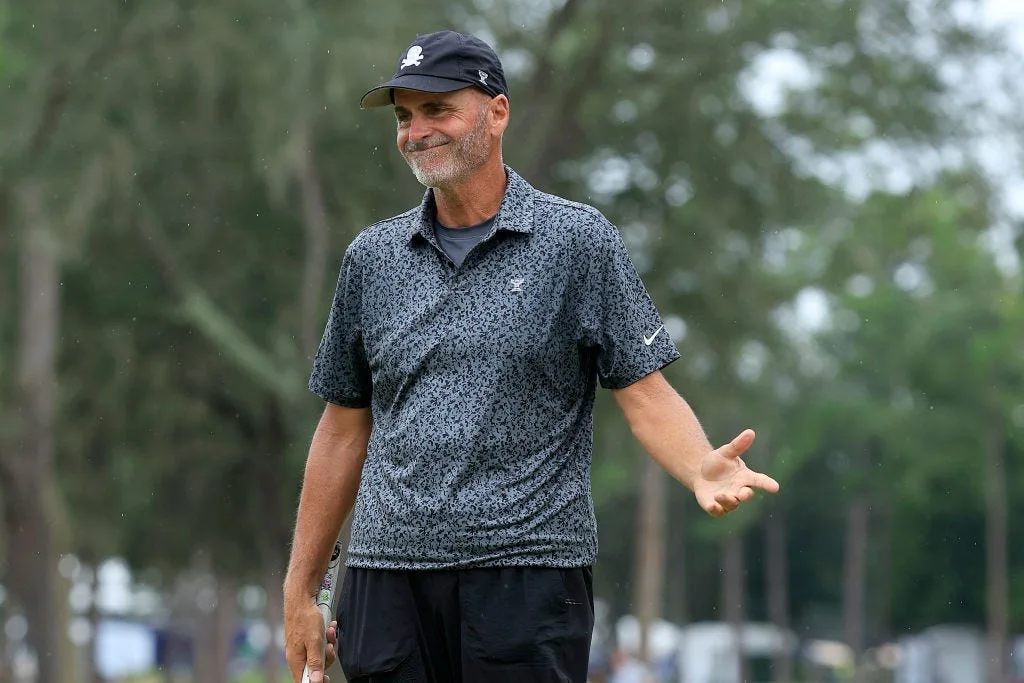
[433,215,496,267]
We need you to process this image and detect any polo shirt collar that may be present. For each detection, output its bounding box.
[409,165,535,243]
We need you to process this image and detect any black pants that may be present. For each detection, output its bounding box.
[335,566,595,683]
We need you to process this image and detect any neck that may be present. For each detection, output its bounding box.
[432,161,507,227]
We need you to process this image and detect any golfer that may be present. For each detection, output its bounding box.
[283,29,780,683]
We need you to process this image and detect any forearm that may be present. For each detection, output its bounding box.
[284,405,370,601]
[613,371,714,491]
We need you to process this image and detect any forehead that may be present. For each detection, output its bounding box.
[393,87,478,109]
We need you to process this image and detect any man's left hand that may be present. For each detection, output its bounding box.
[694,429,780,517]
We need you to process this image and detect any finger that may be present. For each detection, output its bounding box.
[699,494,725,517]
[305,641,326,683]
[747,471,780,493]
[325,642,336,668]
[718,429,755,459]
[286,648,305,683]
[736,486,755,503]
[715,492,740,512]
[325,620,338,667]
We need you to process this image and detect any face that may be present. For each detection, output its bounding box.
[394,88,508,189]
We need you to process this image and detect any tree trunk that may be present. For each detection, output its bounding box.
[985,418,1008,683]
[1,193,62,683]
[86,562,107,683]
[263,564,285,683]
[722,534,748,683]
[842,497,870,673]
[193,575,215,683]
[160,625,187,682]
[873,502,894,645]
[765,512,793,683]
[520,16,617,189]
[633,456,667,665]
[665,495,688,625]
[259,402,287,683]
[195,575,238,683]
[296,127,331,359]
[0,596,11,683]
[216,577,239,683]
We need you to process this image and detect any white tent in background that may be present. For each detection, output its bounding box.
[614,615,682,661]
[676,621,797,683]
[897,625,985,683]
[612,617,797,683]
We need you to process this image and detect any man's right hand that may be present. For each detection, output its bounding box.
[283,404,369,681]
[284,596,338,683]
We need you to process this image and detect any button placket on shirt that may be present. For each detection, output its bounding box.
[425,239,458,292]
[425,225,500,336]
[448,267,465,294]
[430,252,464,340]
[444,256,483,344]
[446,241,487,294]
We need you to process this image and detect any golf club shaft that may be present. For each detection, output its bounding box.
[301,537,344,683]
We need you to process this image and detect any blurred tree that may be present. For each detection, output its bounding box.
[793,170,1023,677]
[0,0,1020,680]
[7,185,63,683]
[0,0,181,678]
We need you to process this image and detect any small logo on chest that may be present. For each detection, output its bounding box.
[509,277,525,293]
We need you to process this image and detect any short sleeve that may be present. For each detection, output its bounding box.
[578,219,680,389]
[308,243,372,407]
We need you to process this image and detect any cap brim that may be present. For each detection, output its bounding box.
[359,74,474,109]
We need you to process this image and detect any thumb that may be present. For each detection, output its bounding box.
[719,429,755,459]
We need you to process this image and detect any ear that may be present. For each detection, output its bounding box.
[489,94,510,136]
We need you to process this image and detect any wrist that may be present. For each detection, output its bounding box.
[283,572,319,606]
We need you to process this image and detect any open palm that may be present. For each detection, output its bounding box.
[694,429,780,517]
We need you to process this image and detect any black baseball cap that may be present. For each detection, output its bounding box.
[360,30,509,109]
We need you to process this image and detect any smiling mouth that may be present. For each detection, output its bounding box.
[406,141,449,154]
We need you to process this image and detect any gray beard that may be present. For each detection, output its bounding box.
[404,110,490,189]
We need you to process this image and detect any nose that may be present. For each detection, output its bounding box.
[408,112,437,143]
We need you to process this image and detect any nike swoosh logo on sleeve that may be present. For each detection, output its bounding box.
[643,326,664,346]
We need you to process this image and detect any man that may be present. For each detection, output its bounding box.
[283,30,779,683]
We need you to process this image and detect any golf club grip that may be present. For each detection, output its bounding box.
[300,538,345,683]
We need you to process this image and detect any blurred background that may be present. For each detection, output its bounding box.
[2,0,1024,681]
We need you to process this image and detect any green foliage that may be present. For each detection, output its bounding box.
[774,169,1024,636]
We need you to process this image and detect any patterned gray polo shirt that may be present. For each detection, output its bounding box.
[309,167,679,569]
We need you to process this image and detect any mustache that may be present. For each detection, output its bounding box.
[404,136,451,153]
